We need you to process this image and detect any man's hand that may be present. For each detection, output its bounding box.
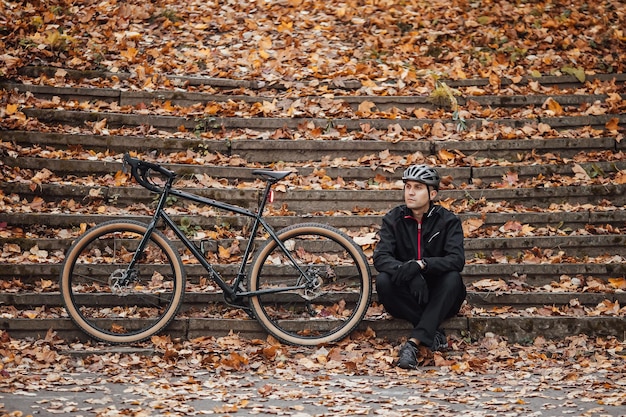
[393,260,429,303]
[393,260,421,283]
[409,274,429,304]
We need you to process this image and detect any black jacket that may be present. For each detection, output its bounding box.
[373,203,465,278]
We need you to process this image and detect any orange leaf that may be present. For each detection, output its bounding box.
[462,218,483,236]
[121,47,138,61]
[502,220,522,231]
[218,245,231,260]
[605,117,620,132]
[438,149,456,163]
[114,170,128,186]
[608,277,626,290]
[544,97,563,115]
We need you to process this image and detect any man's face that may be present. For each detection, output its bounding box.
[404,181,434,212]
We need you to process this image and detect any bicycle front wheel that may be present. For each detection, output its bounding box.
[59,220,185,344]
[248,223,372,346]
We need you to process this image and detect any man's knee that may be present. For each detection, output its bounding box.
[437,271,465,293]
[436,271,466,315]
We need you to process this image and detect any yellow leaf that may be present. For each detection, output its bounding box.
[277,21,293,32]
[6,103,18,115]
[162,101,176,112]
[561,66,585,83]
[46,30,60,45]
[361,79,377,88]
[114,170,128,186]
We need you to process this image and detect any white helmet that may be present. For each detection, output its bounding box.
[402,164,440,190]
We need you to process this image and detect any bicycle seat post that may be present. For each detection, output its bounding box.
[257,180,273,215]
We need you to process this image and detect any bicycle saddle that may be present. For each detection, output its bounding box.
[252,170,292,182]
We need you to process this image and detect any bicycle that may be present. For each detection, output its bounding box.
[60,153,372,346]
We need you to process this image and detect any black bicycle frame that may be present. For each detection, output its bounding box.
[127,175,310,300]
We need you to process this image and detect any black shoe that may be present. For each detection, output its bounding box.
[396,342,419,369]
[431,329,449,352]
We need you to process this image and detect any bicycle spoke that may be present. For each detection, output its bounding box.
[249,223,371,346]
[60,221,185,343]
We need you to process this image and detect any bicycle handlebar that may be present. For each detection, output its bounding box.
[123,153,176,193]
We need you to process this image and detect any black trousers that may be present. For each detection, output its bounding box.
[376,270,466,347]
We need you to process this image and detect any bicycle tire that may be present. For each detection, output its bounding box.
[60,220,185,344]
[248,222,372,346]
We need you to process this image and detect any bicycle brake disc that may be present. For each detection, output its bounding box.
[297,266,334,300]
[109,268,136,294]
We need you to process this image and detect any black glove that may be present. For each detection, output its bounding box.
[409,273,429,304]
[393,260,421,284]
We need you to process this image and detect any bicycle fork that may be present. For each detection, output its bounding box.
[120,177,177,286]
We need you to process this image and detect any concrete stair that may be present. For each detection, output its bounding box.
[1,69,625,344]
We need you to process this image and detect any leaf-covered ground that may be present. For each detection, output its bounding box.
[1,0,625,90]
[1,330,626,416]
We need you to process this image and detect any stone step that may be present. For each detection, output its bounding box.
[13,66,626,93]
[20,107,626,133]
[3,291,624,309]
[1,315,624,345]
[4,131,622,161]
[3,262,624,287]
[4,81,625,111]
[4,182,624,212]
[5,156,624,187]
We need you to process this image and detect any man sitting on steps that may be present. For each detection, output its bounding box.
[374,164,467,369]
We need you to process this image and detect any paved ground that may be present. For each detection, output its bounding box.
[2,332,626,417]
[2,369,626,417]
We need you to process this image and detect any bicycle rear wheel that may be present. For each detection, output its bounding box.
[248,223,372,346]
[59,220,185,344]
